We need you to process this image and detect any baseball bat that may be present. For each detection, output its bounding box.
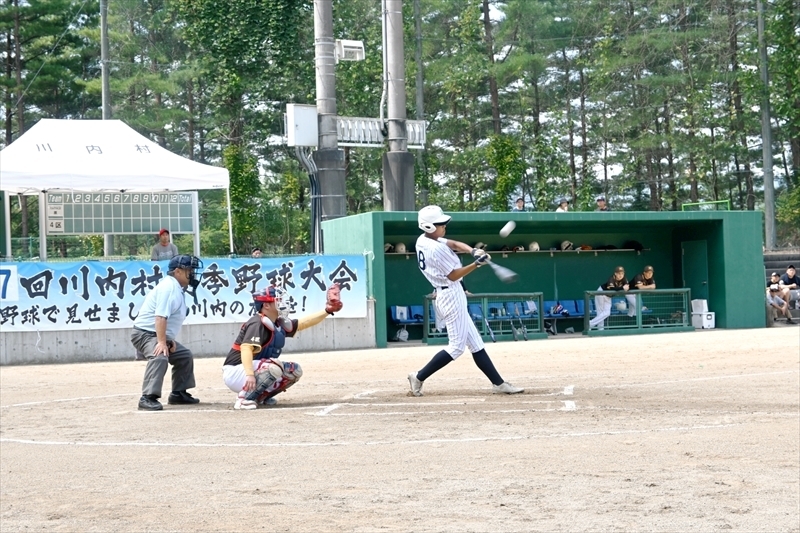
[514,308,528,341]
[487,260,519,283]
[483,317,496,342]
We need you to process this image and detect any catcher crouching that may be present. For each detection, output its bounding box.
[222,283,343,409]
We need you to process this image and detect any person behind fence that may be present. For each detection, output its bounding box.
[132,254,204,411]
[512,197,525,212]
[779,265,800,309]
[222,283,343,410]
[595,196,611,211]
[626,265,656,316]
[767,278,794,324]
[151,228,179,261]
[589,266,629,330]
[555,198,569,212]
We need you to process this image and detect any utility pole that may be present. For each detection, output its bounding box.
[413,0,427,208]
[382,0,415,211]
[757,0,776,250]
[101,0,114,256]
[313,0,346,227]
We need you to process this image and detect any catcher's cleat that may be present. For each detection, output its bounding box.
[138,395,163,411]
[234,398,257,410]
[492,382,524,394]
[257,397,278,406]
[168,390,200,405]
[408,372,423,396]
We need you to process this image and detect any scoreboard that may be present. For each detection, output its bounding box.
[44,190,197,235]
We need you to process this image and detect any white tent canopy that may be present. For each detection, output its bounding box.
[0,119,232,257]
[0,119,228,192]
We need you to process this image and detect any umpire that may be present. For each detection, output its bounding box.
[132,254,204,411]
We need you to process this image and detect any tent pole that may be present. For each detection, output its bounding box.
[225,187,234,255]
[38,192,47,260]
[3,192,11,259]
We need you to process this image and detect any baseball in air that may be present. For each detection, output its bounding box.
[499,220,516,238]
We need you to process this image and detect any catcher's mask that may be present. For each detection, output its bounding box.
[252,285,289,319]
[168,255,204,289]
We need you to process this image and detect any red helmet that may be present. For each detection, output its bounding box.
[253,285,281,303]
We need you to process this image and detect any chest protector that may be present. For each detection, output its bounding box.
[260,328,285,359]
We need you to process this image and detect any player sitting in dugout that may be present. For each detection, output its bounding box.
[222,283,343,410]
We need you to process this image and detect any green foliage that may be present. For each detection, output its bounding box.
[5,0,800,252]
[487,135,525,211]
[223,144,260,254]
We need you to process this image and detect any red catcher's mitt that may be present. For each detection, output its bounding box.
[326,283,343,314]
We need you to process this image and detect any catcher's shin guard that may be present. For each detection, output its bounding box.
[253,359,303,404]
[244,359,284,402]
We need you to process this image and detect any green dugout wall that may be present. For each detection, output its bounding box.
[322,211,765,348]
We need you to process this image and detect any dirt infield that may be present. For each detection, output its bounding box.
[1,328,798,532]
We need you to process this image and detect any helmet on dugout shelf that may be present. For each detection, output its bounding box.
[528,242,540,252]
[384,243,394,253]
[561,240,574,251]
[395,243,407,254]
[418,205,452,233]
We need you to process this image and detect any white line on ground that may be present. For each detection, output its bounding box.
[562,401,576,411]
[0,422,742,449]
[563,385,574,395]
[314,404,341,416]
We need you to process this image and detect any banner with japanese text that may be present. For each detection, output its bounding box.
[0,255,366,332]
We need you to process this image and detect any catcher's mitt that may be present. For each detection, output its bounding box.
[325,283,343,314]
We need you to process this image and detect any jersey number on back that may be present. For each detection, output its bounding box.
[417,250,426,270]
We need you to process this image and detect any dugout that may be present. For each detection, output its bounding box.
[322,210,765,348]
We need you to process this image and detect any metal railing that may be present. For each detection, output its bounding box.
[423,292,545,344]
[583,289,692,335]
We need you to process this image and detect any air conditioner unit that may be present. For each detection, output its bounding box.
[335,40,365,63]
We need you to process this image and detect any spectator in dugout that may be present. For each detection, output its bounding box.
[779,265,800,309]
[767,273,794,324]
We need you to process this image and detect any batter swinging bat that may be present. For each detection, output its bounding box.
[483,317,496,342]
[487,261,519,283]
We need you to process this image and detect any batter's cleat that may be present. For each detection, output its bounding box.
[234,397,257,410]
[168,390,200,405]
[408,372,424,396]
[138,395,163,411]
[492,382,524,394]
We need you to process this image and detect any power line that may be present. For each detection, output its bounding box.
[12,1,90,110]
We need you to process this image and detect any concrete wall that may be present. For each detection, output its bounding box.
[0,299,377,365]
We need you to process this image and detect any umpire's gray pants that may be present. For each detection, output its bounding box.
[131,329,196,398]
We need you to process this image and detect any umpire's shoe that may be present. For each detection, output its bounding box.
[138,395,163,411]
[168,390,200,405]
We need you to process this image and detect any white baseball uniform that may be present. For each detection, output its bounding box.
[415,234,484,358]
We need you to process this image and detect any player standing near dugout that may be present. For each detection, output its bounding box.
[132,254,204,411]
[407,205,524,397]
[222,283,343,409]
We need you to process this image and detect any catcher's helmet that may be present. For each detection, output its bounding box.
[418,205,451,233]
[474,242,487,250]
[561,240,574,251]
[395,243,407,254]
[383,243,394,253]
[253,285,289,318]
[528,241,540,252]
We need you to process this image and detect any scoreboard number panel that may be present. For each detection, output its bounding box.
[44,190,197,236]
